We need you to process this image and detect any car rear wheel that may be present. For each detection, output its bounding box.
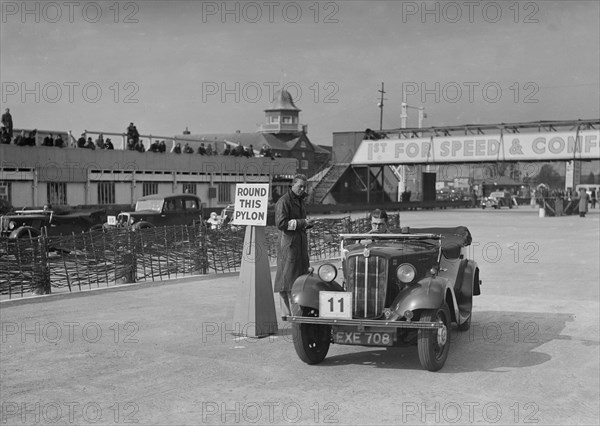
[292,307,331,365]
[417,304,451,371]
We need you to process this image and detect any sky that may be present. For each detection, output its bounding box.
[1,0,599,146]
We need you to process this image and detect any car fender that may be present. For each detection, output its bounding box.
[9,226,41,239]
[460,261,480,296]
[290,273,344,315]
[389,277,452,320]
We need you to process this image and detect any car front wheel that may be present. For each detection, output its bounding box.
[417,304,451,371]
[292,308,331,365]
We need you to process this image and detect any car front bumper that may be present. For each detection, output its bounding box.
[282,315,445,330]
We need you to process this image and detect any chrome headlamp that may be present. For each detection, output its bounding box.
[396,263,416,284]
[318,264,337,282]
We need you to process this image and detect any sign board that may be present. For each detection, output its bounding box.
[232,184,270,226]
[352,130,600,164]
[319,291,352,319]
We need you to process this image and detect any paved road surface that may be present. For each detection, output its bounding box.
[1,208,598,425]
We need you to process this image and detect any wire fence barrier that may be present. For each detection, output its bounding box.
[1,215,381,299]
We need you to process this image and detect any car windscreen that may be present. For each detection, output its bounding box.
[135,199,164,212]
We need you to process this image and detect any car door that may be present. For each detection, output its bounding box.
[182,197,200,225]
[162,198,181,226]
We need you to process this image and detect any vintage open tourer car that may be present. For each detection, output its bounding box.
[283,226,481,371]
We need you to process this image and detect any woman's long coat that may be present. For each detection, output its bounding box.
[273,190,310,292]
[579,191,589,213]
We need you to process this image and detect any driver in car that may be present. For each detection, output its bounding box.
[369,209,389,233]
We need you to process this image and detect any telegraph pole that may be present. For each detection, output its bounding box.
[378,82,386,131]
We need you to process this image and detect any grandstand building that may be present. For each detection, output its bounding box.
[1,89,335,210]
[0,140,296,210]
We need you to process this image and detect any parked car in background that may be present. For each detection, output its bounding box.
[0,206,106,238]
[106,193,203,230]
[283,226,481,371]
[482,191,514,209]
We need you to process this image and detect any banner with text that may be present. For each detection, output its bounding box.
[352,130,599,164]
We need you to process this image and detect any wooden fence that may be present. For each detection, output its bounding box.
[1,214,396,299]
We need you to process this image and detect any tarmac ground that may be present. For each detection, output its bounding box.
[1,207,599,425]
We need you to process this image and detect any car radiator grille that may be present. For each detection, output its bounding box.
[347,254,388,318]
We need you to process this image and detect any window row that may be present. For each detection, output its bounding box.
[0,181,235,206]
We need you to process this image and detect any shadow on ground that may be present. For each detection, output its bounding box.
[304,311,582,372]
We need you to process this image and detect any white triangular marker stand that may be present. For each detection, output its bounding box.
[232,225,278,338]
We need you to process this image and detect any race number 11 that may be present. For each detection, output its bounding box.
[319,292,352,318]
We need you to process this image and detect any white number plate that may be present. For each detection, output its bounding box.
[319,291,352,318]
[107,216,116,225]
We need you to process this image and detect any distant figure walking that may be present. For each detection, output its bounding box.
[578,188,589,218]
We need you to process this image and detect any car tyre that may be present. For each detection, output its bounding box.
[292,307,331,365]
[417,304,451,371]
[133,221,154,230]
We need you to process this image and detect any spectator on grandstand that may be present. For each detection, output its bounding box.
[159,140,166,153]
[1,108,13,140]
[134,140,145,152]
[182,143,192,154]
[246,144,255,157]
[0,126,11,144]
[24,129,37,146]
[104,138,114,150]
[233,143,244,157]
[14,130,26,146]
[77,133,86,148]
[260,144,274,159]
[364,128,387,140]
[171,142,182,154]
[85,137,96,150]
[206,144,214,155]
[127,122,139,143]
[223,145,231,156]
[148,140,160,152]
[42,134,54,146]
[96,134,105,149]
[197,143,206,155]
[54,134,65,148]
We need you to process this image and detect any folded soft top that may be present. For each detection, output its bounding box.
[409,226,472,247]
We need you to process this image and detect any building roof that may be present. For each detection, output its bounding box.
[265,89,301,112]
[181,132,325,153]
